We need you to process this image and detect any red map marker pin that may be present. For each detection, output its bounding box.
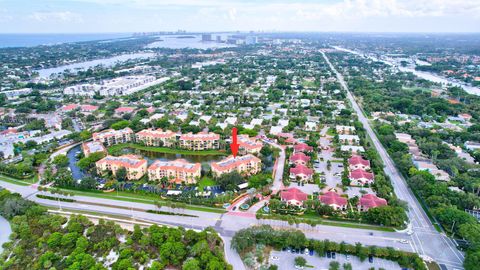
[230,127,239,158]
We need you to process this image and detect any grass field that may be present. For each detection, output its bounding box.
[0,174,36,186]
[55,187,227,214]
[198,177,216,191]
[109,143,227,156]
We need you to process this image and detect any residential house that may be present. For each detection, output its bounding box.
[348,155,370,171]
[289,152,311,166]
[349,169,374,186]
[280,187,308,207]
[319,191,347,211]
[358,194,387,212]
[290,164,314,182]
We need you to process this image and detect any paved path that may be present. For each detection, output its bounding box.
[321,50,464,270]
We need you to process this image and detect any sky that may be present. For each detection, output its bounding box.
[1,0,480,33]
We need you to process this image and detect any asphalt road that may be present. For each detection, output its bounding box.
[321,51,465,270]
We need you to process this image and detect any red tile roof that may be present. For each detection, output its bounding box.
[81,105,99,112]
[349,169,374,181]
[62,104,78,111]
[359,194,387,209]
[280,188,308,202]
[115,107,135,113]
[294,143,313,152]
[319,191,347,206]
[348,155,370,167]
[290,152,311,163]
[290,164,313,176]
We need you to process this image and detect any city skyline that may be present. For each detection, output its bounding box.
[1,0,480,33]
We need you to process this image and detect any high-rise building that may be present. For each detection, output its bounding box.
[201,34,212,42]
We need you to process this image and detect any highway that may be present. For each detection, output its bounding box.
[321,51,465,270]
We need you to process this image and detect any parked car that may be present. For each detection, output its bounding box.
[232,206,237,211]
[368,255,374,263]
[326,251,331,258]
[332,252,336,259]
[309,250,314,256]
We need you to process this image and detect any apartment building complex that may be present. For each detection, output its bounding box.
[92,128,134,146]
[238,134,263,154]
[211,154,261,177]
[148,159,201,184]
[136,128,177,147]
[179,132,220,151]
[96,154,147,180]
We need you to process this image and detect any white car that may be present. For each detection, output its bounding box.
[270,256,279,261]
[399,239,409,244]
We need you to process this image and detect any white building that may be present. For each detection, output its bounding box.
[64,76,169,97]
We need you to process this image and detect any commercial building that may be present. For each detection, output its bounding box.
[92,128,134,146]
[211,154,262,177]
[81,141,107,157]
[96,155,147,180]
[148,159,201,184]
[179,132,220,151]
[136,128,177,147]
[64,75,168,97]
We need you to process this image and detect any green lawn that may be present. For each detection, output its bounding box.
[0,174,36,186]
[198,177,216,190]
[56,187,226,214]
[109,143,227,156]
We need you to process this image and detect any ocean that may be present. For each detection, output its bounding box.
[0,33,133,48]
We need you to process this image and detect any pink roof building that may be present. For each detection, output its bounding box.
[358,194,387,211]
[289,152,311,166]
[280,187,308,206]
[349,169,374,186]
[290,164,314,182]
[294,143,313,153]
[348,155,371,171]
[80,105,99,112]
[62,104,78,112]
[319,191,347,211]
[115,107,135,114]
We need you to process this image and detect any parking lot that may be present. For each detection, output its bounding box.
[269,250,403,270]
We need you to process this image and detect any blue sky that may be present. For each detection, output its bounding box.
[1,0,479,33]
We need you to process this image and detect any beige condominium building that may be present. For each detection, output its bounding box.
[81,141,107,157]
[211,154,262,177]
[96,154,147,180]
[92,128,134,146]
[136,128,177,147]
[238,134,263,154]
[179,132,220,151]
[148,159,201,184]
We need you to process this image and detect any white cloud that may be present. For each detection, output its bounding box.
[28,11,83,23]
